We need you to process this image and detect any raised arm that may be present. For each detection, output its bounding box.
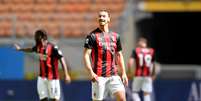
[83,48,98,82]
[14,44,33,52]
[60,57,71,84]
[116,51,128,86]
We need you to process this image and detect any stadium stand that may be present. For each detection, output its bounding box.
[0,0,127,38]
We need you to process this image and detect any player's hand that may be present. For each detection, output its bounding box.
[127,72,133,80]
[151,75,156,81]
[14,44,21,51]
[121,73,128,86]
[64,74,71,84]
[90,72,98,83]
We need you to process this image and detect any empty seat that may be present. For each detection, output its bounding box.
[32,4,56,13]
[15,4,34,13]
[21,0,35,4]
[88,3,125,13]
[0,25,12,37]
[15,23,29,38]
[0,18,13,37]
[0,0,126,38]
[95,0,126,4]
[46,22,61,38]
[61,0,90,4]
[0,4,10,13]
[17,12,35,21]
[35,0,58,4]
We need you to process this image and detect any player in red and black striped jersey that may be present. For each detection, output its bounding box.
[127,37,156,101]
[84,28,122,77]
[31,42,63,80]
[14,29,71,101]
[83,10,128,101]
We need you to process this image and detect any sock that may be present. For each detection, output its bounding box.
[132,93,140,101]
[144,94,151,101]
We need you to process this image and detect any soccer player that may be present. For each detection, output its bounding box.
[83,10,128,101]
[14,29,71,101]
[127,37,156,101]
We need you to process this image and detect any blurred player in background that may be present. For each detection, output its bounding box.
[14,29,71,101]
[83,10,128,101]
[127,37,156,101]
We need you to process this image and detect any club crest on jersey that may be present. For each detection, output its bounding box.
[98,42,106,47]
[40,54,47,60]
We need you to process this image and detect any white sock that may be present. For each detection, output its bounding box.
[132,93,141,101]
[144,94,151,101]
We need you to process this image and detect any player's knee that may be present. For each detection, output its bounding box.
[116,93,126,101]
[116,96,126,101]
[143,91,151,96]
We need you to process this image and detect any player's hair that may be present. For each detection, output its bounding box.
[99,9,110,17]
[34,29,48,45]
[34,29,47,40]
[138,37,147,44]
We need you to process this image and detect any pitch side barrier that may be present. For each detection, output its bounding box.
[0,80,200,101]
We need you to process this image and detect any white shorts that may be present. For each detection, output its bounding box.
[132,77,153,93]
[37,77,61,100]
[92,76,125,100]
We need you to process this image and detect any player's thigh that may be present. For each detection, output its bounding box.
[108,76,125,98]
[92,77,107,101]
[48,79,61,100]
[132,77,143,92]
[37,77,49,99]
[142,77,153,93]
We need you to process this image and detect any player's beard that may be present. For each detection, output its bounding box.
[99,19,109,26]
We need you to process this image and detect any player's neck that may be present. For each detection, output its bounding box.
[99,25,109,33]
[42,40,48,47]
[138,46,147,49]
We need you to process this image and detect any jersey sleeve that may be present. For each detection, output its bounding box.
[32,45,37,52]
[116,34,122,52]
[152,48,156,62]
[84,34,95,49]
[52,45,63,59]
[131,49,136,59]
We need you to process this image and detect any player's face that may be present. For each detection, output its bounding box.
[98,11,110,26]
[41,38,46,46]
[35,37,42,46]
[138,40,147,48]
[35,37,46,46]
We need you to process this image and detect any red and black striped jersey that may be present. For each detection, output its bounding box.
[84,28,122,77]
[131,47,155,77]
[32,42,63,80]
